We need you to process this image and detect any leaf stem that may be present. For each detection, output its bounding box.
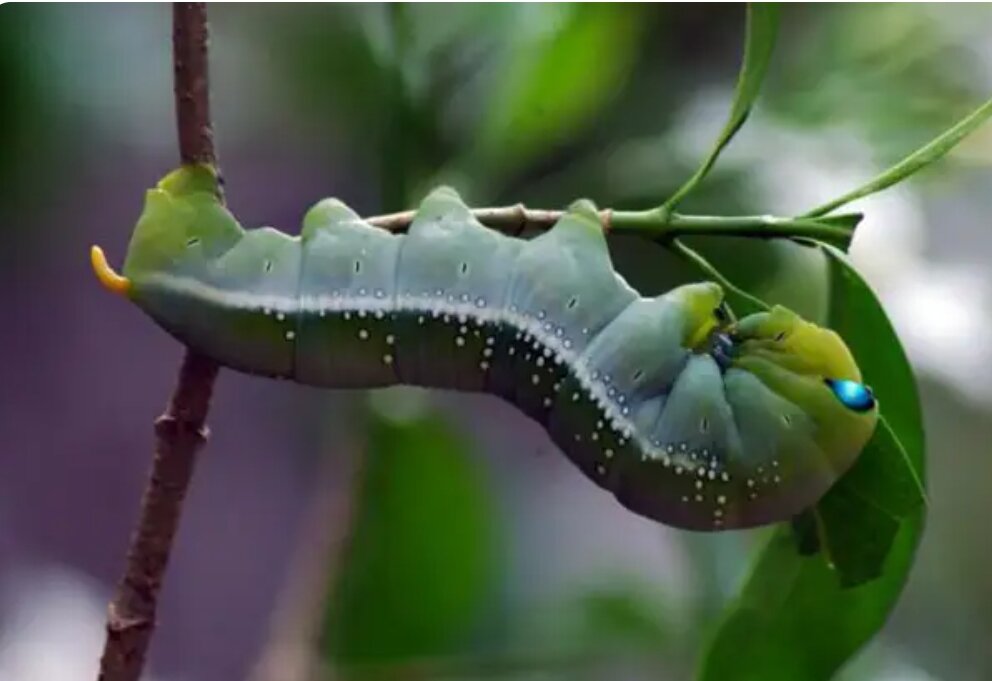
[804,94,992,217]
[667,238,771,314]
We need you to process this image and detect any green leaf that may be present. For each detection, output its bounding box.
[698,514,923,681]
[322,399,500,667]
[698,245,926,680]
[804,93,992,217]
[662,4,780,211]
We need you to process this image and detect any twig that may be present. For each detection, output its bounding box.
[367,206,851,243]
[96,5,221,680]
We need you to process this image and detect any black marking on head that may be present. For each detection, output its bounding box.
[567,296,579,309]
[460,261,469,275]
[632,369,644,383]
[186,237,200,247]
[714,302,731,324]
[264,260,273,273]
[354,260,362,273]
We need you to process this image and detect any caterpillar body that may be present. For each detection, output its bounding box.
[92,166,878,531]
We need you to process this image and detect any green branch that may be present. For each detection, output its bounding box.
[368,206,854,246]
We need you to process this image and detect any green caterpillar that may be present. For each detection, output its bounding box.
[92,166,878,531]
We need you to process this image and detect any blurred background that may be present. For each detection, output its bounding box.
[1,4,990,680]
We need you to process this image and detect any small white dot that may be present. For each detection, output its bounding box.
[358,329,369,340]
[596,464,606,476]
[276,312,286,321]
[695,494,704,502]
[359,310,367,318]
[531,374,540,385]
[695,480,704,490]
[480,361,490,370]
[591,432,599,441]
[714,508,724,518]
[383,354,393,365]
[386,334,396,345]
[604,448,614,459]
[455,337,465,347]
[717,495,727,505]
[571,393,580,402]
[344,312,352,321]
[285,330,296,340]
[485,337,495,346]
[543,397,553,407]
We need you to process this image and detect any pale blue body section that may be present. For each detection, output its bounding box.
[296,199,402,387]
[394,188,521,390]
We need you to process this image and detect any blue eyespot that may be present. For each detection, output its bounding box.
[825,378,875,412]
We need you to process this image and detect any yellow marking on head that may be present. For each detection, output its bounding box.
[90,245,131,296]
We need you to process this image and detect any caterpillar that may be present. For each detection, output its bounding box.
[91,166,878,531]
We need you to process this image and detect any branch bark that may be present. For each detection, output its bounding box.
[97,5,221,680]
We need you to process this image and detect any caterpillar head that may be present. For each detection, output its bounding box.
[729,305,878,458]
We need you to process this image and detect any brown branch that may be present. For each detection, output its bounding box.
[173,2,215,166]
[97,5,222,680]
[368,206,614,234]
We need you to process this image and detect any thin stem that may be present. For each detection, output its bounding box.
[668,238,770,315]
[97,5,221,681]
[803,94,992,218]
[367,205,850,243]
